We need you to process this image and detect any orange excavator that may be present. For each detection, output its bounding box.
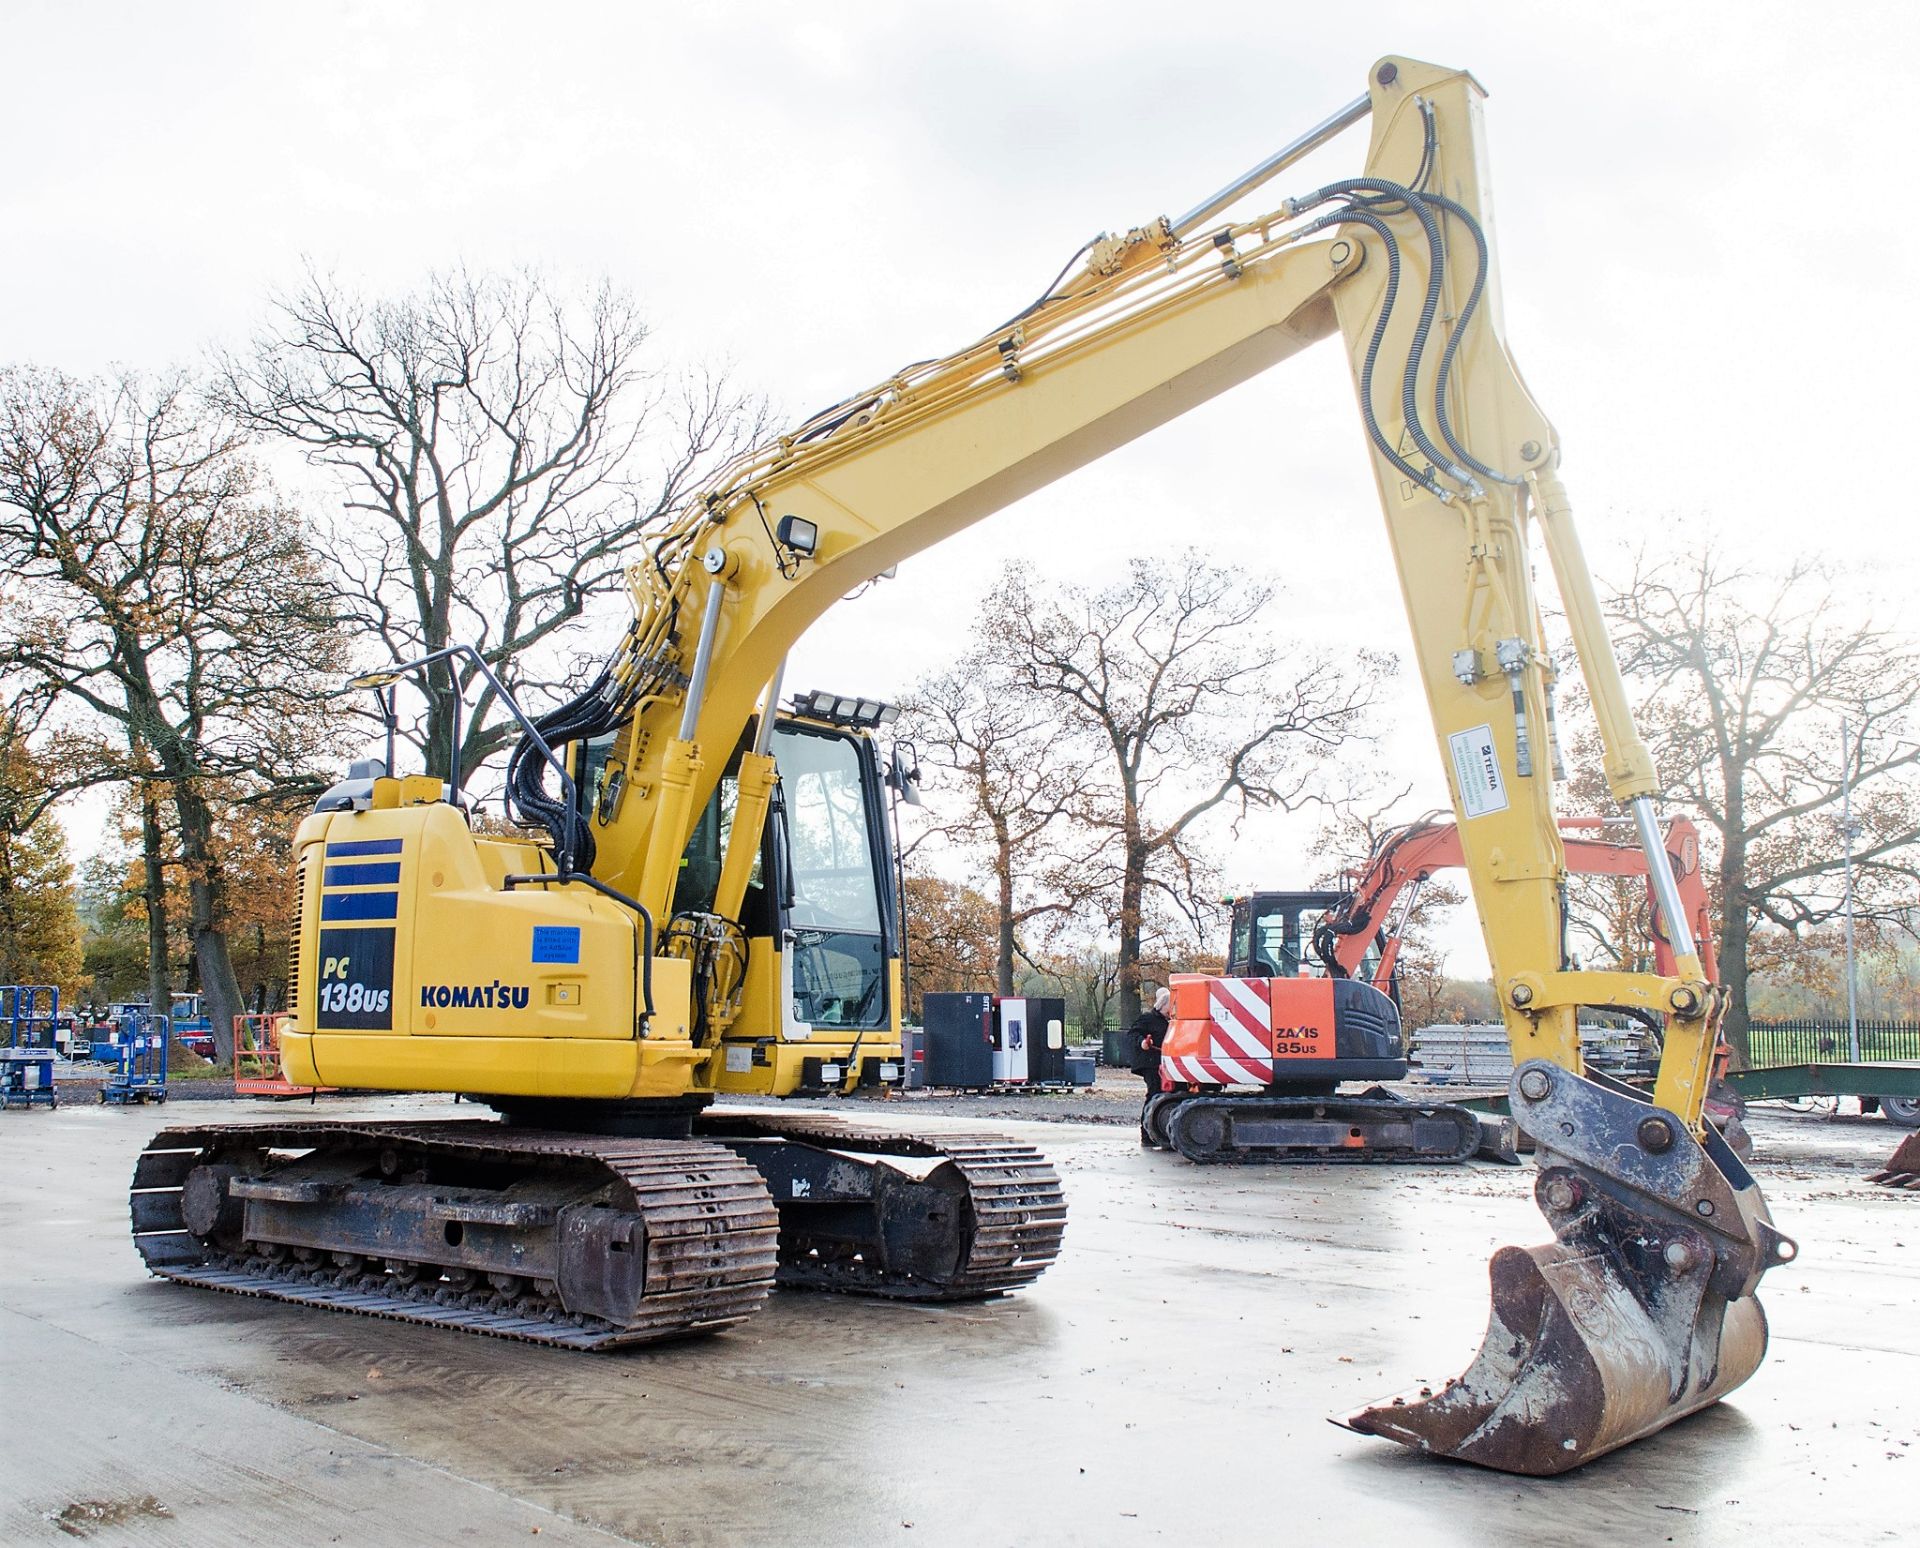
[1313,813,1750,1155]
[1306,813,1716,987]
[1150,815,1736,1162]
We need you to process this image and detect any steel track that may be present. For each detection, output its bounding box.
[1161,1093,1483,1165]
[131,1112,1067,1348]
[130,1121,779,1349]
[697,1111,1067,1299]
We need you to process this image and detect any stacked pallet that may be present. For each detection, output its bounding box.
[1410,1023,1654,1086]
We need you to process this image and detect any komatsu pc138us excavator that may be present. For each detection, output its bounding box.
[128,55,1794,1477]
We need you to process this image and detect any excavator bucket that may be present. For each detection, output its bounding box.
[1344,1237,1770,1474]
[1868,1131,1920,1190]
[1341,1062,1795,1476]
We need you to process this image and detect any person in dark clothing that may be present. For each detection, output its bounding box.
[1128,986,1172,1145]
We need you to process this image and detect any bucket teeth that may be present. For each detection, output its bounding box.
[1869,1132,1920,1189]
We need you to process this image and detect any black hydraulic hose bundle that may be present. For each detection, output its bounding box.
[1280,97,1516,502]
[1326,176,1465,487]
[505,603,687,872]
[505,669,627,872]
[1296,199,1435,495]
[660,911,749,1047]
[1420,191,1518,488]
[1292,177,1491,499]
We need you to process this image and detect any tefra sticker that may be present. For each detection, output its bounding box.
[1448,724,1510,819]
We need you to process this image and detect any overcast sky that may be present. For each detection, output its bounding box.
[7,1,1915,972]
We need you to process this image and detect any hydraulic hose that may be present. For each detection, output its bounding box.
[506,674,624,871]
[1293,175,1472,497]
[1421,192,1520,487]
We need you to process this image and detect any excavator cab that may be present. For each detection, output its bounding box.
[762,718,899,1040]
[1226,889,1396,1001]
[1227,890,1360,978]
[666,704,907,1096]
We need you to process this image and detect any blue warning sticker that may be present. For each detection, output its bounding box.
[531,925,582,965]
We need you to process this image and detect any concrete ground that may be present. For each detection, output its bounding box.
[0,1097,1910,1547]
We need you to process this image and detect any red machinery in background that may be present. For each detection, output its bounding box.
[1151,815,1732,1162]
[233,1014,332,1098]
[1307,814,1716,990]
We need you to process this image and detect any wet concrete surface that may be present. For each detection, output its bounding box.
[0,1097,1910,1546]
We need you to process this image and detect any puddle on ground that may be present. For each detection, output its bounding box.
[50,1495,174,1537]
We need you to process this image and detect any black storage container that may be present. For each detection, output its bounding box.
[923,993,994,1088]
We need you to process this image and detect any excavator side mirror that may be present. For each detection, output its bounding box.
[889,743,924,807]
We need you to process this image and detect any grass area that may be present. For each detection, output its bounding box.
[167,1061,234,1082]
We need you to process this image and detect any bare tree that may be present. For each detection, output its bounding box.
[903,661,1099,994]
[0,366,347,1059]
[1564,869,1658,974]
[216,266,762,787]
[1032,946,1123,1037]
[1581,545,1920,1062]
[1021,937,1225,1038]
[984,555,1388,1027]
[899,870,999,1019]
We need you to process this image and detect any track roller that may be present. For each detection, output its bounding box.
[1159,1090,1482,1165]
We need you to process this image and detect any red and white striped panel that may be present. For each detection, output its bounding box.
[1164,977,1274,1087]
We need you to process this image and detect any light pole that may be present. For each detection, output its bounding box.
[1840,718,1860,1064]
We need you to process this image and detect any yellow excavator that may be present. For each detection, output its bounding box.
[129,55,1794,1476]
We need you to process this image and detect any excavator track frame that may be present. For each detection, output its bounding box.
[1157,1091,1484,1165]
[131,1121,780,1349]
[132,1113,1064,1347]
[697,1111,1067,1299]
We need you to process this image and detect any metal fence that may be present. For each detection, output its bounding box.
[1745,1019,1920,1068]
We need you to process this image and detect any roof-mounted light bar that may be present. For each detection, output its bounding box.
[789,689,902,729]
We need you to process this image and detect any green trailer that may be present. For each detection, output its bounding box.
[1722,1061,1920,1126]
